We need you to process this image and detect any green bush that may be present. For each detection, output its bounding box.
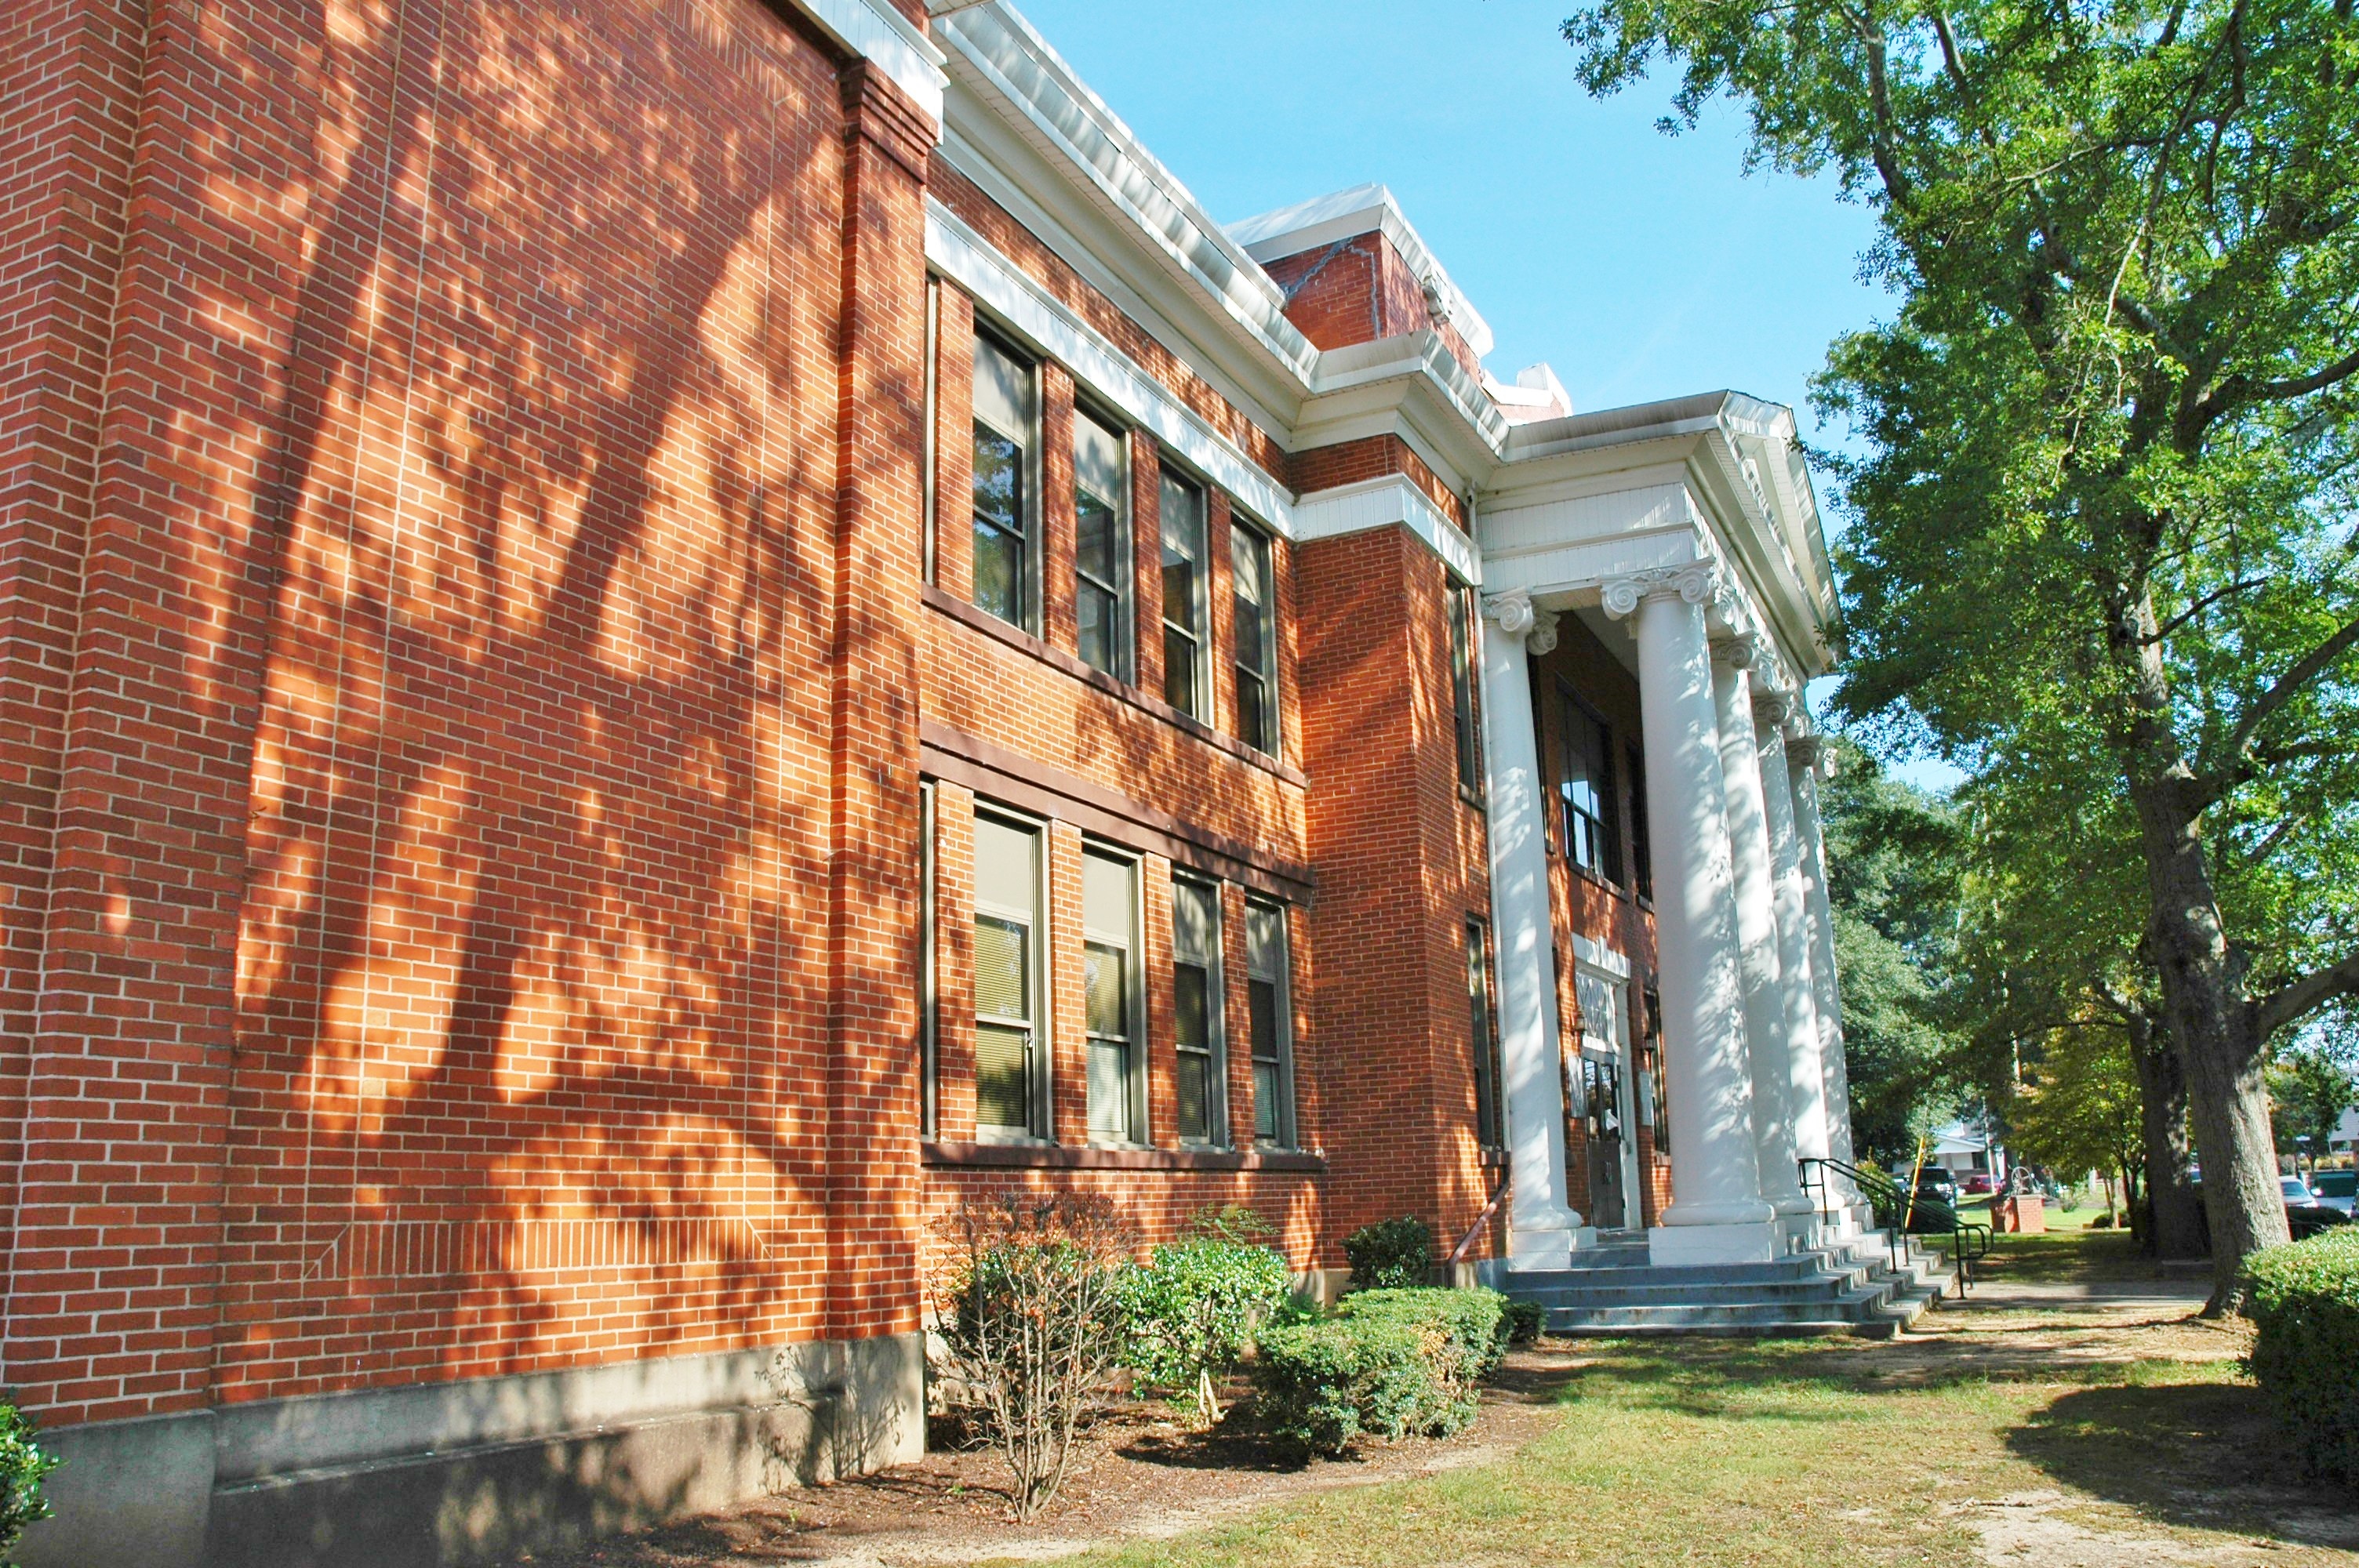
[1252,1287,1507,1454]
[1503,1298,1547,1344]
[1339,1286,1510,1381]
[2245,1231,2359,1483]
[1118,1234,1294,1423]
[1343,1215,1434,1290]
[0,1398,60,1566]
[1252,1315,1450,1454]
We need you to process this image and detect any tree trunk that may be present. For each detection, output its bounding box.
[2126,770,2287,1312]
[2128,1013,2206,1259]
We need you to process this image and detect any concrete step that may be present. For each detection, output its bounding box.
[1516,1276,1884,1308]
[1506,1232,1961,1340]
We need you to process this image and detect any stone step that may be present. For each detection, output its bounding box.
[1506,1236,1961,1340]
[1516,1276,1886,1308]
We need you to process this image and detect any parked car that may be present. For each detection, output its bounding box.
[2281,1175,2350,1240]
[2308,1170,2357,1215]
[1914,1170,1961,1208]
[1961,1172,1996,1195]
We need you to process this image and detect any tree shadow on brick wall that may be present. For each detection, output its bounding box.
[194,0,888,1405]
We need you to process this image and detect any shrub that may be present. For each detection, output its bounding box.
[930,1195,1136,1520]
[2245,1231,2359,1483]
[1503,1298,1547,1344]
[1343,1215,1434,1290]
[1118,1233,1293,1425]
[0,1399,59,1566]
[1339,1286,1511,1382]
[1253,1287,1507,1455]
[1252,1315,1448,1454]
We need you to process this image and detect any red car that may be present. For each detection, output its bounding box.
[1961,1172,1996,1195]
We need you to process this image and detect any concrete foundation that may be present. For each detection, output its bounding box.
[19,1333,925,1568]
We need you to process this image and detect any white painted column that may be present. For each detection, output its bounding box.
[1480,589,1583,1269]
[1710,639,1812,1221]
[1787,739,1858,1171]
[1755,698,1831,1195]
[1602,566,1776,1265]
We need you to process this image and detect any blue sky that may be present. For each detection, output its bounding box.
[1010,0,1961,791]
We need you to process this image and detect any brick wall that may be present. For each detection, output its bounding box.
[1294,525,1496,1267]
[1260,233,1485,384]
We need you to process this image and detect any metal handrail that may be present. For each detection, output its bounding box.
[1449,1170,1511,1268]
[1800,1155,1992,1296]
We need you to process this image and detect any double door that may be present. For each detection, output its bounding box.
[1573,965,1642,1231]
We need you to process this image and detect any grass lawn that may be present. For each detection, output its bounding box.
[1030,1229,2354,1568]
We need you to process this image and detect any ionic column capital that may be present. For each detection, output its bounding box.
[1711,630,1768,672]
[1484,587,1559,655]
[1600,561,1721,620]
[1786,735,1830,775]
[1752,686,1797,731]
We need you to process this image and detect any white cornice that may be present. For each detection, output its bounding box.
[935,5,1316,396]
[1293,476,1479,586]
[1294,332,1511,493]
[926,200,1296,534]
[1227,183,1496,359]
[794,0,946,122]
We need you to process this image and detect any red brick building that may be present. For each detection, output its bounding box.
[1,2,1857,1563]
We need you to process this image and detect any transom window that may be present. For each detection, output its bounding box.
[1159,472,1209,721]
[971,332,1038,632]
[1246,900,1295,1147]
[1231,522,1277,755]
[971,812,1044,1135]
[1558,691,1623,884]
[1073,412,1132,683]
[1082,848,1142,1142]
[1171,877,1225,1144]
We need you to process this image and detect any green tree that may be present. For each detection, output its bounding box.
[1817,739,1971,1166]
[2270,1048,2357,1161]
[2010,1021,2146,1221]
[1565,0,2359,1308]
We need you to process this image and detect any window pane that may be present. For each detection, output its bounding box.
[972,425,1023,535]
[1163,628,1198,716]
[1074,411,1125,506]
[1085,941,1126,1039]
[1451,584,1481,794]
[972,512,1022,624]
[1082,853,1132,942]
[1176,1050,1209,1143]
[1236,676,1267,755]
[973,816,1038,910]
[1089,1040,1129,1137]
[1249,976,1278,1062]
[976,1022,1030,1128]
[1077,492,1118,586]
[1171,880,1217,964]
[1254,1060,1279,1141]
[1078,582,1117,676]
[974,915,1028,1020]
[972,333,1033,438]
[1175,963,1208,1052]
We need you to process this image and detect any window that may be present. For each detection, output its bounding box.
[1073,411,1132,683]
[921,782,938,1137]
[1558,691,1623,884]
[971,332,1037,631]
[1082,849,1142,1142]
[1231,521,1277,754]
[1159,471,1209,720]
[1468,920,1503,1149]
[1449,583,1483,798]
[1247,900,1295,1147]
[972,811,1044,1135]
[922,280,940,585]
[1171,877,1225,1144]
[1627,745,1652,902]
[1643,985,1667,1156]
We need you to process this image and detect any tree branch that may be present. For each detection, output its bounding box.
[2246,344,2359,402]
[2144,575,2265,643]
[2258,946,2359,1038]
[2198,612,2359,799]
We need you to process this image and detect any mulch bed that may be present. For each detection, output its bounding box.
[496,1349,1583,1567]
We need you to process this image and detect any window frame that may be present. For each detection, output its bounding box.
[1627,742,1653,905]
[1229,516,1279,757]
[1070,401,1134,686]
[921,781,938,1138]
[969,325,1041,635]
[1448,581,1484,801]
[1158,467,1212,723]
[1467,917,1505,1151]
[1245,898,1296,1149]
[1081,843,1147,1145]
[970,804,1050,1141]
[1169,873,1228,1147]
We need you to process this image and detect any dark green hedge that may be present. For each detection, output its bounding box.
[1252,1287,1508,1454]
[2245,1230,2359,1483]
[1343,1216,1434,1290]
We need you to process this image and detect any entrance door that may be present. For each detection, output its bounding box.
[1576,963,1639,1231]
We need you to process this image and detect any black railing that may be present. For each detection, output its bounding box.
[1798,1156,1992,1296]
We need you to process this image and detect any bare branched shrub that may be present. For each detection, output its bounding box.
[929,1193,1136,1520]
